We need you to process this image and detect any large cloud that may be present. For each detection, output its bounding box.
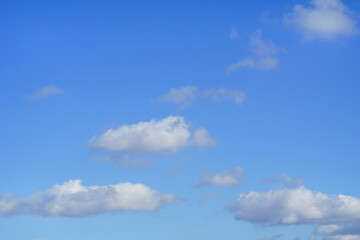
[0,180,178,217]
[90,116,215,154]
[284,0,358,40]
[227,186,360,225]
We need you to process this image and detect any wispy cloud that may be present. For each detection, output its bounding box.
[158,86,245,109]
[0,180,178,217]
[90,116,215,154]
[261,174,304,188]
[196,166,244,187]
[90,155,155,170]
[230,27,240,39]
[28,85,64,99]
[162,168,182,178]
[284,0,359,40]
[158,86,198,109]
[227,186,360,225]
[257,234,284,240]
[228,30,282,72]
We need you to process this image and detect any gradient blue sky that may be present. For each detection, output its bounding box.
[1,0,360,240]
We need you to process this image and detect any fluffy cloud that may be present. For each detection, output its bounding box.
[284,0,359,40]
[227,186,360,225]
[228,30,282,72]
[0,180,178,217]
[28,85,64,99]
[158,86,245,109]
[197,166,244,187]
[90,116,215,154]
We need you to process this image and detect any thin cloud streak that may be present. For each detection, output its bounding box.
[28,85,64,99]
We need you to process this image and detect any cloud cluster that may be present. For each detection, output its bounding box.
[228,30,282,72]
[90,116,215,154]
[0,180,178,217]
[197,166,244,187]
[227,186,360,225]
[285,0,358,40]
[158,86,245,109]
[28,85,64,99]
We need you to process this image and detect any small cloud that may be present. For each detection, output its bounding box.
[196,166,244,187]
[284,0,359,40]
[230,27,240,39]
[261,174,304,188]
[157,86,198,109]
[316,223,360,240]
[228,57,278,71]
[28,85,64,99]
[90,155,155,170]
[201,88,245,105]
[193,128,216,147]
[0,180,178,217]
[228,30,282,72]
[90,116,215,154]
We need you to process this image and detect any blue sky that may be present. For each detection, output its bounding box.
[1,0,360,239]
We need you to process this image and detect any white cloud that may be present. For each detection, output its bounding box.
[197,166,244,187]
[230,27,240,39]
[158,86,245,109]
[90,116,215,154]
[284,0,359,40]
[0,180,178,217]
[28,85,64,99]
[228,30,282,72]
[227,186,360,225]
